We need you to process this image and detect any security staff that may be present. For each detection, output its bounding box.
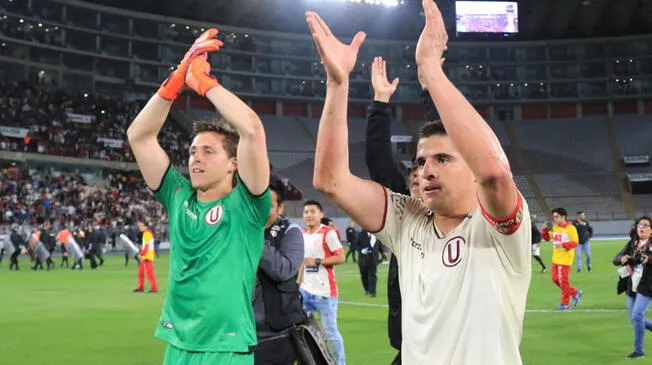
[9,224,25,271]
[39,220,57,270]
[253,177,305,365]
[356,230,388,297]
[345,221,358,263]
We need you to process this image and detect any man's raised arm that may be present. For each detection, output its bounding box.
[127,29,222,190]
[306,12,386,233]
[185,59,269,195]
[415,0,517,219]
[365,57,408,194]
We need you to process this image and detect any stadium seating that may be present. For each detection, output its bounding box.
[2,78,652,220]
[509,118,614,173]
[613,115,652,156]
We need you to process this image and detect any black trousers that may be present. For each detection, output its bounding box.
[346,246,357,263]
[9,250,20,270]
[254,335,297,365]
[125,252,140,266]
[358,254,378,295]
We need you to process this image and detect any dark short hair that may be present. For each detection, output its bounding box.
[419,120,447,139]
[192,119,239,159]
[269,176,286,204]
[552,207,568,218]
[577,211,584,215]
[304,200,322,211]
[321,217,332,225]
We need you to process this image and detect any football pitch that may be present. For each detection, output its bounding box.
[0,240,643,364]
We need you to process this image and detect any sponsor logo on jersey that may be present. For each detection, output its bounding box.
[410,237,425,259]
[183,201,198,221]
[205,205,224,226]
[161,321,174,329]
[442,236,465,267]
[391,192,407,219]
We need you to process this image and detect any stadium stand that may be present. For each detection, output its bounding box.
[0,80,190,166]
[0,0,650,224]
[0,165,166,230]
[613,115,652,156]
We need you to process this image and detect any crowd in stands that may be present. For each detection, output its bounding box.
[0,166,167,240]
[0,80,189,166]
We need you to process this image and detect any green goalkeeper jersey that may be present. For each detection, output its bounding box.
[152,165,270,352]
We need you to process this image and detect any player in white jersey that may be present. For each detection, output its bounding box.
[300,200,346,365]
[304,0,532,363]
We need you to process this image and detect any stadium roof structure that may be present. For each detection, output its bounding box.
[97,0,652,41]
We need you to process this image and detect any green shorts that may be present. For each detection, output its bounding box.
[163,344,254,365]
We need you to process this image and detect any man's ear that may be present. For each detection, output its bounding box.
[228,156,237,174]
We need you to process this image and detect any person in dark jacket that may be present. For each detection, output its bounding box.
[531,216,546,273]
[41,220,57,256]
[365,56,434,364]
[345,221,358,263]
[9,224,25,271]
[356,230,388,297]
[38,220,57,270]
[573,211,594,272]
[86,225,105,269]
[253,177,305,365]
[613,216,652,360]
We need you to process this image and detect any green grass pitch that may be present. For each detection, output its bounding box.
[0,240,644,364]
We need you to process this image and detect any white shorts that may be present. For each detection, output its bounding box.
[532,244,541,256]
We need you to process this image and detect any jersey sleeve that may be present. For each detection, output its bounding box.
[371,187,425,255]
[233,174,271,228]
[151,164,192,210]
[325,230,344,255]
[480,191,532,273]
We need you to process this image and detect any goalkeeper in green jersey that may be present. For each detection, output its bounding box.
[127,28,271,365]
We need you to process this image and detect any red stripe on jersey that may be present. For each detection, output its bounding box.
[319,226,340,297]
[479,191,524,235]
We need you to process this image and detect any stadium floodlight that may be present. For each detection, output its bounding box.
[307,0,405,7]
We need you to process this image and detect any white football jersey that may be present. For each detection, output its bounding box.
[374,188,532,365]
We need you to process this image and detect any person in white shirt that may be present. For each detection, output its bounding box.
[304,1,532,363]
[300,200,346,365]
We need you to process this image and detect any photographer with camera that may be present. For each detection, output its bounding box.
[613,216,652,360]
[252,177,305,365]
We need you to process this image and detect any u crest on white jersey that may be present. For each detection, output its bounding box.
[442,236,465,267]
[205,205,224,226]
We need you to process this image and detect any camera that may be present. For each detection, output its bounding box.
[632,251,645,265]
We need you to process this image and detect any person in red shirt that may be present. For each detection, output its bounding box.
[134,220,158,293]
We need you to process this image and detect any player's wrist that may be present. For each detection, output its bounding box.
[418,63,445,87]
[374,92,391,103]
[326,77,349,88]
[157,69,185,101]
[204,83,222,98]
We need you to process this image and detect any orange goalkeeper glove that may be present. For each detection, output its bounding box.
[186,57,221,97]
[157,28,223,101]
